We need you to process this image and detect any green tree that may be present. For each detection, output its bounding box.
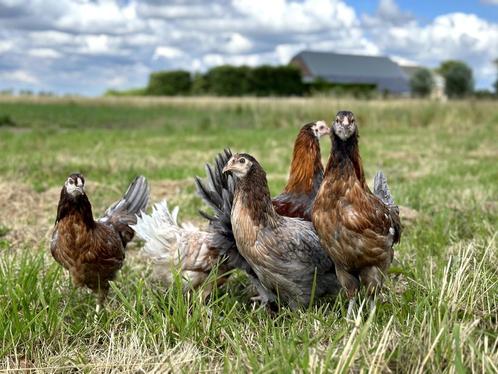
[438,60,474,98]
[146,70,192,96]
[410,68,434,97]
[249,65,304,96]
[191,73,209,95]
[204,65,251,96]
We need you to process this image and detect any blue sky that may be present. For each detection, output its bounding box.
[353,0,498,23]
[0,0,497,96]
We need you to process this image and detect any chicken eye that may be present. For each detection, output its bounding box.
[239,158,246,164]
[68,179,74,185]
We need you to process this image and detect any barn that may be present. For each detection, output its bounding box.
[290,51,410,94]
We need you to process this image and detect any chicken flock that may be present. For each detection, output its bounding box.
[51,111,401,317]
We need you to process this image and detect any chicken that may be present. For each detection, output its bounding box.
[130,201,230,295]
[272,120,330,220]
[131,148,236,293]
[217,153,338,309]
[133,121,330,296]
[312,111,401,317]
[221,153,339,309]
[51,173,150,312]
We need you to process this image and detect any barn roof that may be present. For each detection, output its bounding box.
[291,51,410,93]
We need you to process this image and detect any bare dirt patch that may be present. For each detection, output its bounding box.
[399,205,420,225]
[468,145,498,159]
[149,179,192,203]
[0,181,59,248]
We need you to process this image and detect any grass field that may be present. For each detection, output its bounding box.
[0,97,497,372]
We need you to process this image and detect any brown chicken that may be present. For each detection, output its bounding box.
[221,153,340,309]
[312,111,401,317]
[51,173,150,312]
[272,120,330,220]
[133,121,330,296]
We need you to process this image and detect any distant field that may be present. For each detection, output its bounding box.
[0,97,497,372]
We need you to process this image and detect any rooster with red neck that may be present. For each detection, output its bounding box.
[312,111,401,318]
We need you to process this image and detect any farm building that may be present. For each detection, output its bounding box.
[290,50,410,94]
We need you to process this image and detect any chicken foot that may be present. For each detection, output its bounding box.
[248,275,276,307]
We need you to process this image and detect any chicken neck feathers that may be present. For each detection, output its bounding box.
[273,125,324,220]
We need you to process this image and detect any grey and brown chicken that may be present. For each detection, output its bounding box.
[222,153,340,309]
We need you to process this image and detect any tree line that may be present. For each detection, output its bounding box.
[104,59,497,99]
[145,65,304,97]
[107,65,384,98]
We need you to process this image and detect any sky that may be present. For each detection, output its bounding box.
[0,0,497,96]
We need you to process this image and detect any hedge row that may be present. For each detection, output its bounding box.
[145,65,304,96]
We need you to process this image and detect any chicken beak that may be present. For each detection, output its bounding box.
[223,156,239,174]
[71,187,84,196]
[222,163,232,174]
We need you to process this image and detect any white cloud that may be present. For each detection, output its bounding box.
[136,2,224,19]
[0,0,497,94]
[275,44,306,64]
[83,35,111,54]
[377,0,413,22]
[0,40,13,53]
[1,69,39,84]
[368,12,498,87]
[232,0,357,33]
[54,1,142,34]
[153,46,185,60]
[390,55,419,67]
[28,48,61,58]
[223,33,253,54]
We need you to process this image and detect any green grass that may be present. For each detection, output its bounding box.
[0,97,497,372]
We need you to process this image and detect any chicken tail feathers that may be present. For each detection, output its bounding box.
[131,200,217,288]
[100,175,150,246]
[194,149,236,256]
[373,171,395,206]
[131,200,181,263]
[374,171,402,244]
